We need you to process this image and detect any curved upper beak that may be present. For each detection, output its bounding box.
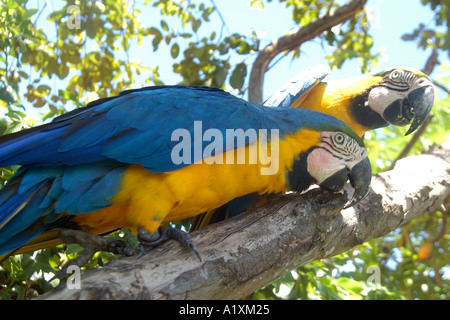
[404,85,435,135]
[345,156,372,208]
[319,156,372,208]
[383,78,435,136]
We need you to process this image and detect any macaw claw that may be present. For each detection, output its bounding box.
[137,227,202,262]
[49,229,136,282]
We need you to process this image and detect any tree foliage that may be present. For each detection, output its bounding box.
[0,0,449,299]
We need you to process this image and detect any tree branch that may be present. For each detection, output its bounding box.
[40,143,450,300]
[422,48,439,76]
[248,0,368,104]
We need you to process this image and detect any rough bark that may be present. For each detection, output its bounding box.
[248,0,368,104]
[39,143,450,300]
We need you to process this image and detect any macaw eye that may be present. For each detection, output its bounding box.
[390,70,402,80]
[333,133,345,145]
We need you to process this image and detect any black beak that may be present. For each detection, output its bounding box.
[345,157,372,208]
[319,157,372,208]
[404,86,435,135]
[383,85,435,136]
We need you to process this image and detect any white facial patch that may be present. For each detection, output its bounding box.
[306,132,367,185]
[368,86,405,117]
[307,148,345,184]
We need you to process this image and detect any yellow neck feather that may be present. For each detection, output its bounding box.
[293,75,383,137]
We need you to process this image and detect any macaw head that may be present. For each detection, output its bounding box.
[353,67,435,136]
[288,130,371,208]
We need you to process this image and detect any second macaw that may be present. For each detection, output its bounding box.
[0,86,371,262]
[265,66,435,137]
[191,66,435,230]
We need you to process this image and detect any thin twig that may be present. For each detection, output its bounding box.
[422,49,439,76]
[388,115,433,171]
[434,197,449,243]
[433,80,450,95]
[210,0,230,41]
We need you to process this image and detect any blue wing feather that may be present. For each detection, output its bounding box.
[264,65,329,108]
[0,85,349,171]
[0,179,51,245]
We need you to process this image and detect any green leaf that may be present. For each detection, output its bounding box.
[47,9,66,23]
[336,277,364,295]
[214,67,227,87]
[179,33,192,39]
[171,42,180,58]
[230,63,247,90]
[23,8,38,19]
[122,33,130,51]
[193,46,206,58]
[152,35,163,51]
[66,244,84,255]
[0,99,7,108]
[192,19,201,32]
[250,0,264,9]
[160,19,169,32]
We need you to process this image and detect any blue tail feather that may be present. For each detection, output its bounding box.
[0,163,125,255]
[0,177,52,254]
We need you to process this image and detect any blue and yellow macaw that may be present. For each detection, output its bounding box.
[191,66,435,230]
[0,86,372,261]
[265,66,435,137]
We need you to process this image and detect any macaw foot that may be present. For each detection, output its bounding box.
[137,226,202,262]
[51,229,136,281]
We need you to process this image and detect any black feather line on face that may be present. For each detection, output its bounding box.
[320,141,345,160]
[349,89,388,131]
[286,147,316,192]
